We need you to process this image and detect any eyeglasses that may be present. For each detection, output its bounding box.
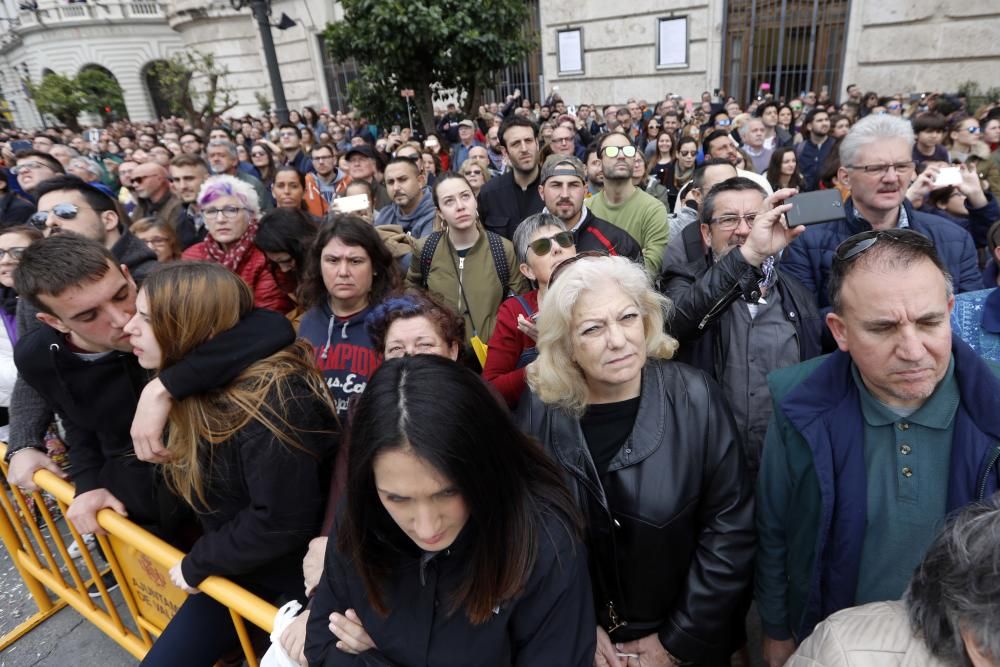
[0,247,27,260]
[887,103,902,110]
[552,136,574,144]
[846,161,915,176]
[528,231,574,256]
[710,212,760,230]
[962,126,981,134]
[202,205,246,219]
[28,203,94,228]
[548,250,607,285]
[678,150,697,157]
[12,161,49,174]
[833,229,934,263]
[602,145,637,159]
[250,151,268,157]
[716,119,732,127]
[464,169,483,176]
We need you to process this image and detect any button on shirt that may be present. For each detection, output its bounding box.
[853,357,957,605]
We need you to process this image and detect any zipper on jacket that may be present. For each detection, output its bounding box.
[698,282,742,331]
[977,445,1000,500]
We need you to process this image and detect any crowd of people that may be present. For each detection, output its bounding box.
[1,82,1000,667]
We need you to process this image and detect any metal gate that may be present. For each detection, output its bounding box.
[721,0,850,103]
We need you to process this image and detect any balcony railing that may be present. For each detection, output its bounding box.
[15,0,167,30]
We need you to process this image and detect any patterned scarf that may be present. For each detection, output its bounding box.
[204,220,259,272]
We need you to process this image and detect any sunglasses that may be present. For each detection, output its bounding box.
[834,229,934,263]
[29,203,91,228]
[602,145,637,159]
[678,150,697,157]
[528,231,574,256]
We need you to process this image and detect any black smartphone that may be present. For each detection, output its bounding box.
[10,139,31,152]
[785,189,846,227]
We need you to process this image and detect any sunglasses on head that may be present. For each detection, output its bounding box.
[602,145,637,159]
[528,231,574,256]
[547,250,607,286]
[833,228,934,263]
[28,203,86,228]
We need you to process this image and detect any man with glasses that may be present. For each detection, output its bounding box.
[206,140,273,211]
[309,144,347,203]
[782,114,981,313]
[587,132,668,273]
[130,162,182,231]
[661,178,822,477]
[449,120,483,172]
[755,228,1000,667]
[548,123,577,158]
[179,131,204,156]
[538,154,641,261]
[278,123,313,175]
[14,150,64,196]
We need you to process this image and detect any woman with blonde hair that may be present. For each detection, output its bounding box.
[518,254,754,667]
[124,261,338,667]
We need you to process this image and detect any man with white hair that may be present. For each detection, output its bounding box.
[66,157,103,184]
[740,117,772,174]
[781,113,982,312]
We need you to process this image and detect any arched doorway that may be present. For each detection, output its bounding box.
[143,60,175,121]
[78,63,127,121]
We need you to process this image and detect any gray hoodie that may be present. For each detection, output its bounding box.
[374,188,437,240]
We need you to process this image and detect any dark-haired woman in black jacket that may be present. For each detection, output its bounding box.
[304,355,595,666]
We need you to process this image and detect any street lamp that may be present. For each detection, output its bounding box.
[230,0,289,123]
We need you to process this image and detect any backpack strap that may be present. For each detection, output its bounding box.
[419,231,445,289]
[513,294,534,318]
[485,231,511,300]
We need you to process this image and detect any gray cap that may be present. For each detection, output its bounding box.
[540,154,586,183]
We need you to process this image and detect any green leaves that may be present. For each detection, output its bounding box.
[29,68,128,129]
[323,0,536,130]
[147,51,237,129]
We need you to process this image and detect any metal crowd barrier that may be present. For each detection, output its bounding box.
[0,443,279,665]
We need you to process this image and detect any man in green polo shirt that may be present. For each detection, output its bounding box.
[586,131,668,274]
[755,229,1000,667]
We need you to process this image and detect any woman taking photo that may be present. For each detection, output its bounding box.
[519,254,754,667]
[124,262,338,667]
[298,215,400,419]
[949,114,1000,195]
[304,354,595,666]
[405,173,527,362]
[182,175,291,313]
[484,212,576,407]
[255,208,319,325]
[766,147,804,191]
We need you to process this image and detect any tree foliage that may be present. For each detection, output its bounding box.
[29,73,86,130]
[147,51,237,129]
[325,0,535,133]
[28,69,128,129]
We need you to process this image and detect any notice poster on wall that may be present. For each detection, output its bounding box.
[657,17,688,68]
[558,28,583,75]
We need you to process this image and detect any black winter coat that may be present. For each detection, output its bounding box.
[477,170,544,240]
[180,374,338,597]
[518,359,755,665]
[304,514,596,667]
[575,212,643,264]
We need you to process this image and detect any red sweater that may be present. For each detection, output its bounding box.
[483,290,538,407]
[182,242,292,314]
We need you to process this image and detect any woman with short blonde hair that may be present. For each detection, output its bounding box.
[519,254,755,667]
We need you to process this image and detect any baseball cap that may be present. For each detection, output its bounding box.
[458,119,476,129]
[344,145,375,160]
[540,155,586,184]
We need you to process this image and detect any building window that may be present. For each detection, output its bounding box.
[319,36,358,114]
[557,28,583,76]
[656,17,688,69]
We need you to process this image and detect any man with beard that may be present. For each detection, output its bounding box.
[130,162,182,230]
[375,157,436,239]
[586,132,668,273]
[478,116,545,239]
[795,109,834,192]
[538,154,641,261]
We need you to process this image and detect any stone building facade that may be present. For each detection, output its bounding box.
[0,0,996,128]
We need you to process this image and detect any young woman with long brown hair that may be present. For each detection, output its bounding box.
[124,261,339,667]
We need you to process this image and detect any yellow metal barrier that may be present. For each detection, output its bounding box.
[0,443,280,665]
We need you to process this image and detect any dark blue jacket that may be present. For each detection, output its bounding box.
[921,192,1000,249]
[781,197,982,311]
[795,137,835,192]
[756,336,1000,642]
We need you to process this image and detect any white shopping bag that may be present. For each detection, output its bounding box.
[260,600,305,667]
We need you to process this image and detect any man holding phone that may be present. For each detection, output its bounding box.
[662,178,823,474]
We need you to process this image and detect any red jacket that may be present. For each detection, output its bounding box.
[483,290,538,407]
[182,242,292,314]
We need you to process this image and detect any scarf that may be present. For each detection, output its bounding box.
[204,220,259,272]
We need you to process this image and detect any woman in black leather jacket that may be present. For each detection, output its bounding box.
[518,254,755,667]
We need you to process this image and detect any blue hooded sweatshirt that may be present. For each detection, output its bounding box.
[299,301,380,419]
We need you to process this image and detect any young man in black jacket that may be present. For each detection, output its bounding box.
[477,116,544,239]
[6,235,295,538]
